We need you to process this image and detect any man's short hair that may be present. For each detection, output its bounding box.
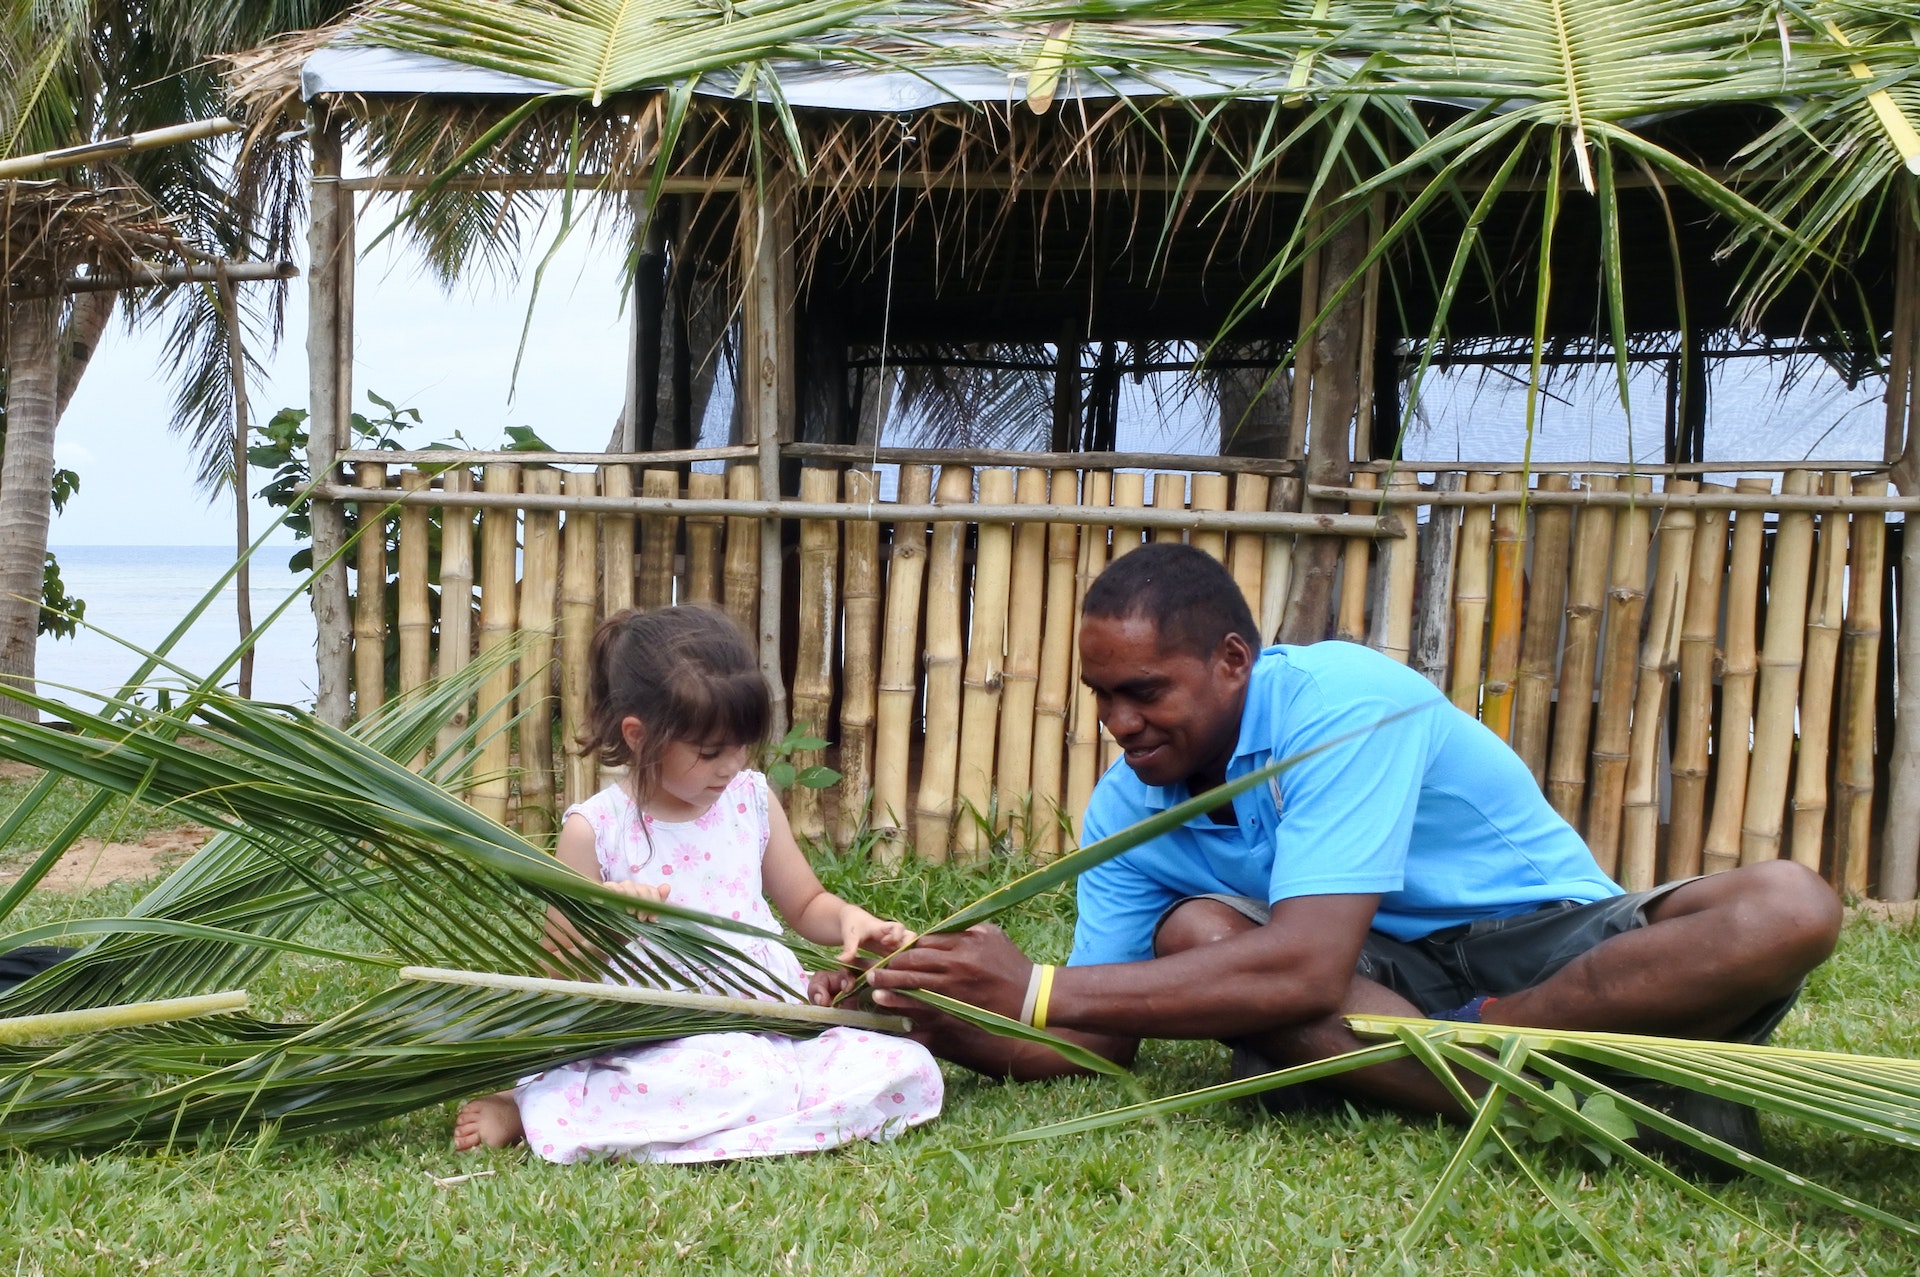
[1082,541,1263,659]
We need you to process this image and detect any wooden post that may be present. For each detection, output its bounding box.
[997,469,1050,841]
[1621,481,1696,889]
[1789,473,1851,869]
[472,464,521,825]
[1584,474,1652,875]
[1411,475,1462,691]
[1668,483,1730,878]
[352,462,389,720]
[917,465,973,862]
[1336,472,1377,642]
[1110,471,1146,560]
[873,466,934,860]
[723,464,760,638]
[518,467,563,839]
[1448,473,1497,717]
[559,468,599,808]
[1228,473,1269,623]
[433,468,476,768]
[1834,480,1888,894]
[1546,475,1616,826]
[1480,471,1527,740]
[836,467,882,849]
[739,182,794,736]
[683,471,726,604]
[1066,471,1112,843]
[1031,470,1081,858]
[306,116,353,726]
[1150,471,1187,544]
[1372,472,1420,663]
[956,469,1016,861]
[637,468,679,609]
[1260,470,1295,644]
[396,469,433,707]
[1512,473,1573,780]
[1190,472,1231,562]
[1742,469,1818,866]
[1703,477,1775,873]
[600,464,635,616]
[788,466,840,842]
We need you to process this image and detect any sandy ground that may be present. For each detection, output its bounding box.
[0,826,211,894]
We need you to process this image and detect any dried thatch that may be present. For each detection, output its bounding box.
[0,181,170,300]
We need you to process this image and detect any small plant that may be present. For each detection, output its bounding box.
[761,724,840,793]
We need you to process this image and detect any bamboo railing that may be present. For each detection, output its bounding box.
[334,459,1907,897]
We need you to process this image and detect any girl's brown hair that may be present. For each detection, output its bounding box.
[582,605,772,809]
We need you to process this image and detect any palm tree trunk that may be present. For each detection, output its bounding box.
[54,291,116,418]
[0,296,63,721]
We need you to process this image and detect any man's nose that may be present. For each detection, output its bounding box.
[1101,699,1142,739]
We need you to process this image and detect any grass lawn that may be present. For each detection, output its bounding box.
[2,845,1918,1275]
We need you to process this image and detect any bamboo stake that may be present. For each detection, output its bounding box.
[916,466,973,862]
[1372,472,1419,663]
[637,468,679,609]
[683,471,725,604]
[1228,473,1269,623]
[836,468,881,849]
[788,466,841,842]
[1260,473,1296,643]
[1584,475,1653,875]
[1066,471,1112,844]
[1151,471,1188,544]
[957,469,1016,862]
[472,464,521,825]
[433,468,476,767]
[1190,472,1231,562]
[518,467,563,840]
[1789,474,1851,869]
[1110,471,1146,560]
[1703,477,1776,874]
[352,462,389,720]
[1337,472,1377,641]
[1742,470,1819,866]
[1411,475,1462,691]
[1448,473,1498,716]
[1834,479,1888,894]
[396,469,433,707]
[1031,470,1080,858]
[1668,483,1731,879]
[1621,482,1697,890]
[1512,473,1573,779]
[600,464,635,616]
[997,469,1050,841]
[559,470,598,807]
[723,464,759,638]
[873,466,934,862]
[1480,472,1527,740]
[0,991,249,1045]
[1546,475,1617,827]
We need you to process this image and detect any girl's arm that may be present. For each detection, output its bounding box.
[543,814,668,970]
[760,788,912,962]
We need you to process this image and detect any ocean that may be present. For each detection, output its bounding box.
[37,546,319,711]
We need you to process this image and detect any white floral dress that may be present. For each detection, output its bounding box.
[514,772,944,1163]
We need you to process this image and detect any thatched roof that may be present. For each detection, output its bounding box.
[1,181,168,299]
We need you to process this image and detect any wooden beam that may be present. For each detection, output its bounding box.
[306,112,353,727]
[740,178,795,734]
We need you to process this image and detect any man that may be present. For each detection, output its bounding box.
[868,542,1841,1124]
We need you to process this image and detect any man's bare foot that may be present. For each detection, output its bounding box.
[453,1091,524,1151]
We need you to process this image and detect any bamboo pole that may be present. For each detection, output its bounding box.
[683,471,725,604]
[1337,472,1377,641]
[723,464,759,638]
[1511,473,1573,779]
[1621,482,1697,890]
[1789,473,1851,869]
[1411,475,1462,691]
[1260,472,1295,643]
[788,466,840,842]
[1448,473,1498,716]
[1151,471,1187,544]
[637,468,679,609]
[396,469,432,704]
[1546,475,1617,827]
[1066,471,1112,844]
[1110,471,1146,560]
[352,462,389,720]
[997,469,1050,842]
[1668,483,1731,879]
[433,468,476,767]
[1371,472,1419,663]
[559,469,599,808]
[1584,475,1653,876]
[873,466,934,862]
[0,991,249,1045]
[956,468,1016,862]
[1703,477,1776,874]
[1480,472,1528,740]
[1031,470,1080,858]
[472,464,521,825]
[1190,472,1231,562]
[1834,479,1888,894]
[916,466,973,863]
[600,464,636,616]
[518,467,563,840]
[1742,469,1819,866]
[836,468,881,849]
[1228,473,1269,623]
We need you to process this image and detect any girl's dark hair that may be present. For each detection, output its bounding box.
[583,605,771,808]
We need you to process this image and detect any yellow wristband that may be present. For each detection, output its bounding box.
[1031,963,1058,1031]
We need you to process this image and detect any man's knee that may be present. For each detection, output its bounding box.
[1662,860,1842,976]
[1152,898,1259,957]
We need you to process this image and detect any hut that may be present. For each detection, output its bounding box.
[229,3,1920,897]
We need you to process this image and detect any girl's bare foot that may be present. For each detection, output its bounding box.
[453,1091,524,1151]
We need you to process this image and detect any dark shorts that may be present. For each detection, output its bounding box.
[1156,881,1798,1045]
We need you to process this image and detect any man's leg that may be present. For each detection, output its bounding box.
[1482,861,1841,1037]
[1155,899,1470,1118]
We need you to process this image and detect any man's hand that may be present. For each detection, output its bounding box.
[865,923,1033,1021]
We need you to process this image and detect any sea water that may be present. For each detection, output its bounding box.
[37,546,319,712]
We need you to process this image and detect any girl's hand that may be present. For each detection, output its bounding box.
[837,907,915,965]
[808,967,858,1006]
[605,880,670,922]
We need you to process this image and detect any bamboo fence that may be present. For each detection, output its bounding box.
[340,460,1907,896]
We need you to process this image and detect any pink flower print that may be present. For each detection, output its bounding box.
[704,852,711,860]
[892,1093,905,1104]
[738,802,748,813]
[661,864,673,875]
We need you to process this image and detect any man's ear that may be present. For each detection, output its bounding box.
[1216,633,1256,683]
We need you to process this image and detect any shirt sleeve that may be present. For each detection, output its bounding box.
[1065,784,1178,967]
[1266,677,1437,904]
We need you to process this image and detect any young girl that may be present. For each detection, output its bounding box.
[454,606,942,1162]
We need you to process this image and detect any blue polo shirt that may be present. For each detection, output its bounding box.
[1067,642,1620,967]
